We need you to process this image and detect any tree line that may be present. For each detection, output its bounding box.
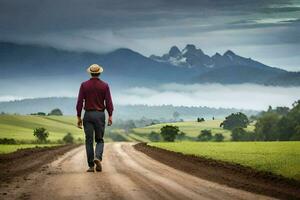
[221,100,300,141]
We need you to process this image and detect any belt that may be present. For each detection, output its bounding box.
[85,109,105,112]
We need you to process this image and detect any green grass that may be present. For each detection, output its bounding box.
[0,115,85,141]
[0,114,135,144]
[0,144,60,154]
[150,141,300,180]
[133,120,254,140]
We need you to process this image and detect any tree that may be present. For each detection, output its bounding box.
[290,125,300,141]
[197,129,212,141]
[220,112,249,130]
[231,127,246,141]
[149,131,161,142]
[33,127,49,143]
[197,117,205,122]
[48,108,63,116]
[160,125,180,142]
[214,133,224,142]
[278,100,300,140]
[63,133,74,144]
[231,127,257,141]
[255,112,280,141]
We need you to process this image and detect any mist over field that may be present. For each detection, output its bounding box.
[115,84,300,110]
[1,82,299,111]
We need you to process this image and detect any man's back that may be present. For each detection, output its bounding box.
[76,77,113,118]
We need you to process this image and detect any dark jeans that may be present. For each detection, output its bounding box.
[83,111,105,167]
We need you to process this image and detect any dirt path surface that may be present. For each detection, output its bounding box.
[0,144,80,183]
[0,142,277,200]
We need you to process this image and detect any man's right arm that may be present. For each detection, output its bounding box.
[105,84,114,126]
[76,84,84,128]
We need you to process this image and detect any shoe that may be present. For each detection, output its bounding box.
[94,159,102,172]
[86,167,94,172]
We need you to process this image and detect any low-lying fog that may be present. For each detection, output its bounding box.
[1,82,299,111]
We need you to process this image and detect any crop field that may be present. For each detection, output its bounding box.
[133,120,255,140]
[0,114,132,145]
[0,115,85,141]
[150,141,300,180]
[0,144,60,154]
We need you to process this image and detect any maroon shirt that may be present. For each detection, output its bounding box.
[76,78,114,117]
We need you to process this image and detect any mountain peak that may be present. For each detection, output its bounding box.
[224,50,235,56]
[169,46,181,58]
[184,44,196,52]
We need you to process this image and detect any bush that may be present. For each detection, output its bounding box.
[197,129,212,141]
[0,138,16,144]
[63,133,74,144]
[33,127,49,143]
[220,112,249,130]
[160,125,180,142]
[30,112,46,116]
[231,127,246,141]
[77,137,84,144]
[176,131,186,141]
[48,108,63,116]
[214,133,224,142]
[197,117,205,122]
[231,127,257,141]
[149,131,161,142]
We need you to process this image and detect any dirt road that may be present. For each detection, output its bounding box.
[1,142,275,200]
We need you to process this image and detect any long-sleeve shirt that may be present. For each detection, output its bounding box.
[76,77,114,117]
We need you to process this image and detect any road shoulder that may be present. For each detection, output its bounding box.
[134,143,300,200]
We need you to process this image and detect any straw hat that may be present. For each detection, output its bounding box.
[86,64,104,74]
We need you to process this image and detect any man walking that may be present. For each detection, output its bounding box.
[76,64,114,172]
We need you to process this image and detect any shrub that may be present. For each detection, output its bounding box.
[197,117,205,122]
[197,129,212,141]
[48,108,63,116]
[63,133,74,144]
[33,127,49,143]
[0,138,17,144]
[160,125,180,142]
[149,131,161,142]
[214,133,224,142]
[176,131,186,141]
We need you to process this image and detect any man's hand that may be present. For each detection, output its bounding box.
[77,117,83,129]
[108,116,113,126]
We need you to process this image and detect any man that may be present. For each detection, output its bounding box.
[76,64,114,172]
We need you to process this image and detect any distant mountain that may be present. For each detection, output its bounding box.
[0,42,193,87]
[0,97,259,119]
[150,44,300,85]
[0,42,300,86]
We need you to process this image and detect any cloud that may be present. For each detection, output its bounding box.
[114,83,300,110]
[0,0,300,70]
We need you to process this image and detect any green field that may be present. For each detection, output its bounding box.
[0,144,60,154]
[133,120,255,140]
[0,115,85,141]
[0,114,135,145]
[150,141,300,180]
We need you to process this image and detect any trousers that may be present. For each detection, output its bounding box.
[83,110,105,167]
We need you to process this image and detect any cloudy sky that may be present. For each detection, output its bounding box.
[0,0,300,71]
